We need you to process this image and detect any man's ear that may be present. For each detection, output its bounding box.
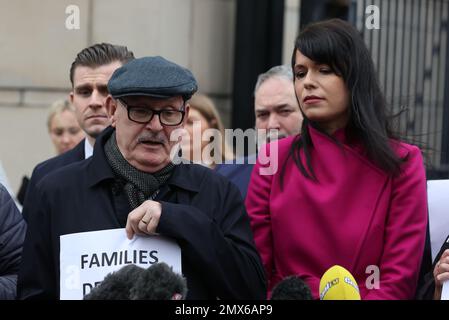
[181,104,190,127]
[105,95,118,128]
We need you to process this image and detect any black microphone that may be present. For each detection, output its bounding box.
[270,275,313,300]
[84,264,143,300]
[84,262,187,300]
[130,262,187,300]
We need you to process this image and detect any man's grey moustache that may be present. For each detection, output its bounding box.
[86,114,108,119]
[137,137,166,144]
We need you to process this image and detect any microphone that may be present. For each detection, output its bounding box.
[319,265,361,300]
[270,275,313,300]
[84,262,187,300]
[130,262,187,300]
[83,264,143,300]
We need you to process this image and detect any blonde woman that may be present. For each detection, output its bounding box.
[47,100,85,155]
[182,93,234,168]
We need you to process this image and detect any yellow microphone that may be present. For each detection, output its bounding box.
[319,265,361,300]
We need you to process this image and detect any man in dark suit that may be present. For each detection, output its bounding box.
[22,43,134,221]
[215,65,303,198]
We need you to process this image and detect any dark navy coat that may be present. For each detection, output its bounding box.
[214,155,256,199]
[18,127,266,300]
[0,184,26,299]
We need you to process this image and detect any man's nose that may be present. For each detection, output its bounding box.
[145,113,164,131]
[88,90,104,109]
[61,132,71,144]
[267,114,281,130]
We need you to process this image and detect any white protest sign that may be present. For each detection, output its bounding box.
[60,228,181,300]
[442,282,449,300]
[427,180,449,261]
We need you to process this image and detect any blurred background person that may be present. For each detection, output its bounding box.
[215,65,303,198]
[254,65,303,143]
[47,99,85,155]
[181,93,234,169]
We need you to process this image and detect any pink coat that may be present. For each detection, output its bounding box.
[245,126,428,299]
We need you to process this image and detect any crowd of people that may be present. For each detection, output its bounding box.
[0,19,447,300]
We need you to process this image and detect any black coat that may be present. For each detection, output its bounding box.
[22,139,85,222]
[0,184,26,299]
[18,127,266,300]
[416,234,449,299]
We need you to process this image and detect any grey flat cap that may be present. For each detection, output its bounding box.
[108,56,198,100]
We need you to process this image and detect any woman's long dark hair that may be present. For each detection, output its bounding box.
[284,19,404,182]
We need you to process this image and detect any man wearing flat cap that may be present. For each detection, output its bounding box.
[17,56,266,300]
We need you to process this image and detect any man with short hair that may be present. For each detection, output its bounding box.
[215,65,303,197]
[17,56,266,300]
[68,43,134,149]
[254,65,302,141]
[22,43,134,220]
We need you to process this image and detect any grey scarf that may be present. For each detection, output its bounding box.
[104,131,174,209]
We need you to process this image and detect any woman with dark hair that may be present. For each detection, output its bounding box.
[245,19,428,300]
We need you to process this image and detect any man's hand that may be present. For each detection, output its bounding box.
[125,200,162,239]
[433,249,449,300]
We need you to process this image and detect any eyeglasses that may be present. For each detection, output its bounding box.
[118,99,185,126]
